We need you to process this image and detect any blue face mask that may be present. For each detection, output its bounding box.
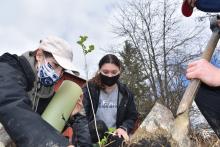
[37,62,60,87]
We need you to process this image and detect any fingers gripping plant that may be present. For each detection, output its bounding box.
[99,128,116,146]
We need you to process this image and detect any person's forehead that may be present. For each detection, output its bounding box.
[100,63,120,70]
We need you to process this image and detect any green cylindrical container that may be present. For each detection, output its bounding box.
[42,80,82,132]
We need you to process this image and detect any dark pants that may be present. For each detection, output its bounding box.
[195,83,220,138]
[88,120,124,147]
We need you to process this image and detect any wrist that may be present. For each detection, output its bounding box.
[119,126,127,132]
[215,68,220,87]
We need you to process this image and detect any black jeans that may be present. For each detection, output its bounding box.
[195,83,220,138]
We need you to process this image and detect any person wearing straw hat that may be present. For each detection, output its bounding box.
[0,36,92,147]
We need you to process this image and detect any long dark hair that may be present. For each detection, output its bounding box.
[90,54,121,89]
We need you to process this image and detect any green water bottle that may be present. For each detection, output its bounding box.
[42,80,82,132]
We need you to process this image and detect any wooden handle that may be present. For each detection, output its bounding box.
[176,32,220,115]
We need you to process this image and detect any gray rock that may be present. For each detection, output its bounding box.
[130,102,191,147]
[0,123,13,147]
[140,102,174,133]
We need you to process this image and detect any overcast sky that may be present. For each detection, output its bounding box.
[0,0,124,78]
[0,0,214,78]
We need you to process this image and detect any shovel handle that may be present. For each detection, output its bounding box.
[176,32,220,115]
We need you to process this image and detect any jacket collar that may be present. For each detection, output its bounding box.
[21,51,38,77]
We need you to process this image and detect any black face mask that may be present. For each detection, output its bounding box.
[100,73,120,86]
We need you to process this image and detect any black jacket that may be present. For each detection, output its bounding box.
[83,81,138,133]
[0,53,92,147]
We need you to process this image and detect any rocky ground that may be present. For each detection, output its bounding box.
[128,102,220,147]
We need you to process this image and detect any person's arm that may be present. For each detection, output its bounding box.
[122,91,138,133]
[186,59,220,87]
[0,63,69,147]
[71,112,92,147]
[187,0,196,8]
[82,85,92,120]
[70,95,93,147]
[115,90,138,140]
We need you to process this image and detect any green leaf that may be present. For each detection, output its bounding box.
[77,35,95,55]
[77,40,82,45]
[108,127,116,133]
[80,35,88,43]
[89,45,95,50]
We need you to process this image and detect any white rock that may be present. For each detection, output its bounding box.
[0,123,12,146]
[0,142,5,147]
[131,102,191,147]
[140,102,174,134]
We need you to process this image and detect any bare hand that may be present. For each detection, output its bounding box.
[114,128,129,141]
[71,95,83,116]
[186,59,220,87]
[187,0,196,7]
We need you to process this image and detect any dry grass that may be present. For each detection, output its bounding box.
[126,128,178,147]
[189,130,220,147]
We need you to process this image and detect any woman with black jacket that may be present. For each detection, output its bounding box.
[83,54,138,146]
